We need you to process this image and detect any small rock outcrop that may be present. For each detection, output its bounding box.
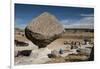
[15,40,29,46]
[25,12,64,48]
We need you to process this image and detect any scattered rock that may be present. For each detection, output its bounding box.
[15,50,32,57]
[50,50,60,57]
[77,48,92,56]
[15,40,29,46]
[61,49,78,57]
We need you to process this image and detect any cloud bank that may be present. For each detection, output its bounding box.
[61,14,94,29]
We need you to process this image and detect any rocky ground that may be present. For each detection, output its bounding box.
[14,30,94,65]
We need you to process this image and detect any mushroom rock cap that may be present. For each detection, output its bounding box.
[25,12,64,48]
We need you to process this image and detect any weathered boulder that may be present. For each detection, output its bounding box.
[25,12,64,48]
[15,50,32,57]
[77,48,92,56]
[50,50,60,58]
[15,40,29,46]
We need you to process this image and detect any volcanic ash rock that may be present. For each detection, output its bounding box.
[25,12,64,48]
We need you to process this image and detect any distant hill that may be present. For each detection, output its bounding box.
[64,28,94,33]
[15,27,24,32]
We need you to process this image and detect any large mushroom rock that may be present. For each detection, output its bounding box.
[25,12,64,48]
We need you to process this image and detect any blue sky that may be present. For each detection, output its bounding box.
[15,4,94,29]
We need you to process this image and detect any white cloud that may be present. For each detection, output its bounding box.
[80,14,94,17]
[63,16,94,29]
[60,20,69,24]
[15,23,27,29]
[15,18,28,29]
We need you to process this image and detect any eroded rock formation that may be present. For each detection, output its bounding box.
[25,12,64,48]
